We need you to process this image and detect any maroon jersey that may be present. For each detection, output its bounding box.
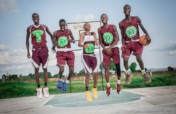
[83,32,95,54]
[99,25,116,46]
[54,29,71,48]
[121,16,140,41]
[29,24,47,47]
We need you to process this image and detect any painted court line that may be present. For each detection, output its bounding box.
[44,96,142,106]
[40,95,55,107]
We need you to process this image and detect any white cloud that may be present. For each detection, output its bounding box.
[0,0,18,13]
[0,44,9,51]
[73,14,95,22]
[0,44,27,65]
[1,64,32,71]
[168,41,176,46]
[169,50,176,56]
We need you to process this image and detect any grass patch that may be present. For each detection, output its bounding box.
[0,74,176,99]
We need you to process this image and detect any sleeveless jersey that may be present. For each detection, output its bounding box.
[121,16,140,41]
[54,29,71,48]
[82,32,95,54]
[99,25,116,46]
[29,24,47,46]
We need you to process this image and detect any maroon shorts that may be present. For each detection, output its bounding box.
[32,46,49,68]
[56,51,75,67]
[103,47,120,66]
[81,54,98,73]
[122,42,143,57]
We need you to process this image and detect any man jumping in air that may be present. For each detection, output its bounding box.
[98,14,121,96]
[119,4,151,84]
[52,19,75,92]
[78,22,99,102]
[26,13,53,98]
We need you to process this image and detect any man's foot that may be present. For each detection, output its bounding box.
[43,87,49,98]
[106,86,111,96]
[125,74,132,84]
[85,91,92,102]
[36,88,43,98]
[57,80,63,91]
[117,83,121,94]
[92,88,98,99]
[62,82,68,92]
[142,72,151,83]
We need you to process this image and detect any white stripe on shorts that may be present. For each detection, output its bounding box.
[31,58,39,68]
[81,55,91,73]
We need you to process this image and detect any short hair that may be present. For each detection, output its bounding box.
[83,22,90,28]
[59,19,66,24]
[123,4,131,9]
[101,13,108,18]
[32,13,39,18]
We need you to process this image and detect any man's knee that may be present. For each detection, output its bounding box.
[69,67,74,74]
[104,66,109,71]
[43,68,47,72]
[123,57,129,63]
[136,55,142,63]
[35,68,39,72]
[59,66,64,74]
[85,73,90,77]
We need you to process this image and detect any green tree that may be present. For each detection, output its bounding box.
[99,60,116,71]
[28,73,35,79]
[130,62,137,72]
[168,66,174,71]
[109,60,116,71]
[48,72,52,78]
[53,74,58,78]
[77,69,85,76]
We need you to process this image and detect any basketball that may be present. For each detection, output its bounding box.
[139,35,150,46]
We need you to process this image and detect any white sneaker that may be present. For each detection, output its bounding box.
[36,88,43,98]
[43,87,49,98]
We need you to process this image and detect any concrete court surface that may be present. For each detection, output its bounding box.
[0,86,176,114]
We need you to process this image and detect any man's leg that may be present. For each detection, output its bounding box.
[57,66,64,91]
[62,51,75,92]
[81,54,93,101]
[116,64,121,80]
[85,72,90,91]
[104,66,110,84]
[35,67,43,98]
[84,72,92,102]
[136,54,144,70]
[67,66,74,81]
[102,49,111,96]
[43,68,50,97]
[62,66,74,92]
[136,54,151,83]
[93,72,98,88]
[58,66,64,79]
[104,66,111,96]
[35,68,40,88]
[123,56,129,71]
[67,51,75,81]
[31,47,43,98]
[112,47,121,93]
[92,72,98,99]
[116,63,121,93]
[123,56,132,84]
[43,68,48,87]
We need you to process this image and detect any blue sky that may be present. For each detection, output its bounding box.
[0,0,176,78]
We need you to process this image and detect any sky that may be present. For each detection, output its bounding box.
[0,0,176,78]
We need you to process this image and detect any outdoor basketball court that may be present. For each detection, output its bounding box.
[0,86,176,114]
